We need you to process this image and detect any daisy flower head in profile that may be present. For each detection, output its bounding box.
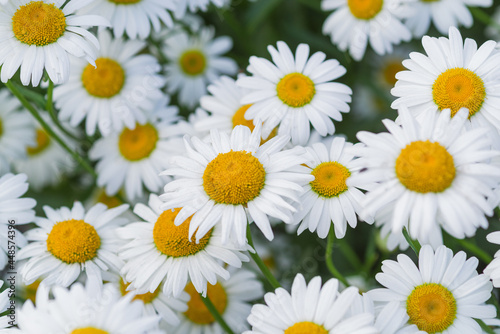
[160,123,314,247]
[0,0,109,86]
[245,273,378,334]
[17,201,129,291]
[368,245,497,333]
[237,41,352,146]
[321,0,413,61]
[53,29,166,137]
[354,107,500,246]
[163,26,238,109]
[293,136,374,239]
[118,194,249,298]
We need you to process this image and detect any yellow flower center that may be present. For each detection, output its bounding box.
[348,0,384,20]
[118,123,158,161]
[82,58,125,98]
[395,140,455,193]
[284,321,329,334]
[310,162,351,198]
[27,129,50,156]
[383,61,406,87]
[71,328,109,334]
[109,0,141,4]
[153,208,212,257]
[120,279,160,304]
[96,190,123,209]
[407,283,457,333]
[276,73,316,108]
[12,1,66,46]
[179,50,206,76]
[184,282,228,325]
[232,104,255,130]
[432,68,485,118]
[46,219,101,264]
[203,150,266,205]
[24,280,41,304]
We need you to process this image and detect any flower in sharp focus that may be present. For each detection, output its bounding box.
[237,41,352,146]
[0,0,109,86]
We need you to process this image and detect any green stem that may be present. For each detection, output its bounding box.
[476,319,496,334]
[246,225,281,290]
[456,238,493,264]
[325,227,350,287]
[200,293,235,334]
[338,237,363,270]
[6,80,97,178]
[402,227,421,256]
[470,7,500,31]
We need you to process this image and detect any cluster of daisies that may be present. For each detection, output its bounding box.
[1,0,500,333]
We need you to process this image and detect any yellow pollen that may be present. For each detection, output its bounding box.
[71,328,109,334]
[310,162,351,198]
[118,123,158,161]
[109,0,141,4]
[277,73,316,108]
[407,283,457,333]
[24,280,41,304]
[96,190,123,209]
[231,104,277,144]
[12,1,66,46]
[82,58,125,98]
[203,150,266,205]
[284,321,329,334]
[153,208,212,257]
[46,219,101,264]
[27,129,50,156]
[395,140,455,193]
[432,68,485,118]
[179,50,206,76]
[184,282,228,325]
[348,0,384,20]
[119,279,160,304]
[383,61,406,87]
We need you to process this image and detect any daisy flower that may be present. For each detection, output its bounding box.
[354,107,500,245]
[167,268,264,334]
[78,0,175,40]
[53,29,166,137]
[368,245,497,333]
[0,281,11,329]
[294,136,374,239]
[0,0,109,86]
[405,0,492,37]
[160,124,313,247]
[237,41,352,146]
[245,274,378,334]
[118,194,249,297]
[17,201,129,291]
[484,231,500,288]
[163,26,238,109]
[172,0,225,19]
[321,0,412,61]
[391,27,500,136]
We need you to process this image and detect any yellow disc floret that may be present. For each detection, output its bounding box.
[46,219,101,264]
[395,140,455,193]
[382,61,406,87]
[71,328,109,334]
[432,68,486,118]
[179,50,207,76]
[348,0,384,20]
[27,129,50,156]
[153,208,212,257]
[310,162,351,198]
[284,321,329,334]
[276,73,316,108]
[12,1,66,46]
[203,150,266,205]
[82,58,125,98]
[120,279,160,304]
[96,190,123,209]
[407,283,457,333]
[184,282,228,325]
[232,104,254,130]
[118,123,158,161]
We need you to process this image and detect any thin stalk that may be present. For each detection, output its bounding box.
[200,293,235,334]
[455,238,493,264]
[6,80,97,178]
[325,227,350,287]
[402,227,421,256]
[477,319,496,334]
[246,225,281,290]
[470,7,500,32]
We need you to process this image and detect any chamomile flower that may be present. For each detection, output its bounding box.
[0,0,109,86]
[160,124,313,247]
[294,137,373,239]
[369,245,497,333]
[17,201,129,291]
[484,231,500,287]
[118,194,249,297]
[405,0,492,37]
[237,41,352,146]
[163,27,238,109]
[78,0,175,40]
[53,29,166,137]
[172,0,225,19]
[321,0,412,61]
[245,274,378,334]
[392,27,500,135]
